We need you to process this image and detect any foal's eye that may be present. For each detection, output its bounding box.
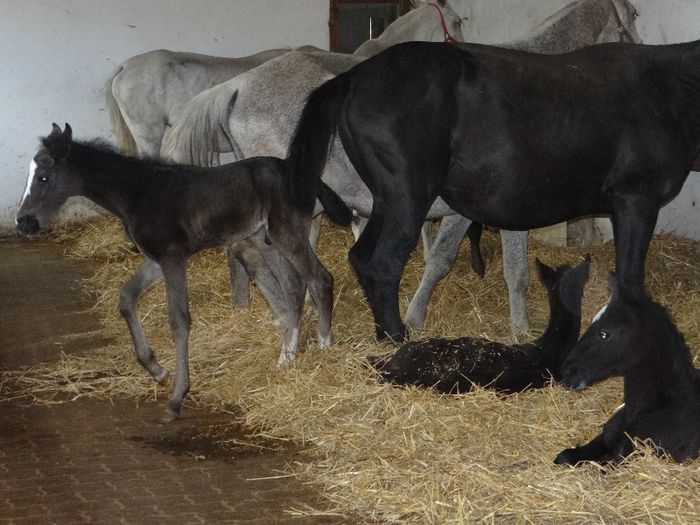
[38,176,48,183]
[598,330,609,340]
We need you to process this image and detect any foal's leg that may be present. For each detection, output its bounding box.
[405,215,471,330]
[228,240,288,327]
[501,230,530,337]
[420,221,437,261]
[159,257,191,422]
[266,217,334,350]
[249,231,306,366]
[226,248,251,308]
[118,258,168,384]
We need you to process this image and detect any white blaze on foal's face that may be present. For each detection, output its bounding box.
[21,160,38,205]
[16,160,38,224]
[591,304,609,324]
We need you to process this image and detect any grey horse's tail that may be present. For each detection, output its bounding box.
[286,74,351,215]
[105,66,139,156]
[161,85,241,166]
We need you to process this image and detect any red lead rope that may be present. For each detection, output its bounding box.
[429,3,459,43]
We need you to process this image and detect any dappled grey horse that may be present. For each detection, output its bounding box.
[162,0,639,336]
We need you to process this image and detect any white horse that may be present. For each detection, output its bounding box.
[161,0,640,336]
[106,48,291,158]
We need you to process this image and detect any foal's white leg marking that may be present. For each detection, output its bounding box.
[17,160,37,218]
[591,304,609,323]
[318,333,331,349]
[278,328,299,367]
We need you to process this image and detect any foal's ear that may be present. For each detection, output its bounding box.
[45,122,72,162]
[535,258,556,285]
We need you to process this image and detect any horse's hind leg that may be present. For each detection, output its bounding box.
[266,217,334,350]
[119,258,168,384]
[501,230,530,337]
[405,215,471,330]
[249,231,306,366]
[226,248,251,308]
[229,240,288,328]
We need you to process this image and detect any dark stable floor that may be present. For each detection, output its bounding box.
[0,236,344,524]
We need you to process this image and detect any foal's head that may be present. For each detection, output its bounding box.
[561,274,650,390]
[16,124,78,236]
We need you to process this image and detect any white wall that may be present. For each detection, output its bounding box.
[2,1,697,239]
[0,0,328,231]
[447,0,699,239]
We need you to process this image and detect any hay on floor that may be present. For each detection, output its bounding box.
[6,215,699,523]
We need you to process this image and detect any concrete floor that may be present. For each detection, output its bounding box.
[0,236,343,524]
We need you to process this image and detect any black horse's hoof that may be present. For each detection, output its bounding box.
[554,449,576,465]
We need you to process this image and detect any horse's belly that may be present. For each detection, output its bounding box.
[441,164,609,230]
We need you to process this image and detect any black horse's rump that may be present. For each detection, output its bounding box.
[555,277,700,465]
[370,258,590,394]
[288,40,698,341]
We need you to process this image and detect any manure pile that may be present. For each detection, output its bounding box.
[6,216,699,523]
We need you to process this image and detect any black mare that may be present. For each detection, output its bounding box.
[370,257,590,393]
[287,40,698,341]
[16,124,349,422]
[555,276,700,464]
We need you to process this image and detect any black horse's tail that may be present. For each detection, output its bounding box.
[317,182,352,226]
[287,74,351,216]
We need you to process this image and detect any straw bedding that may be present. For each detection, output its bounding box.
[5,215,699,523]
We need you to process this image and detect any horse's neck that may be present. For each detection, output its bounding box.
[354,10,435,57]
[623,307,697,415]
[70,144,143,221]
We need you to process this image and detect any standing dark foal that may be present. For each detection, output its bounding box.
[16,124,348,422]
[370,257,590,393]
[555,276,700,465]
[287,40,697,342]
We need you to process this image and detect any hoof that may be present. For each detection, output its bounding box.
[554,449,576,465]
[404,311,426,331]
[154,369,170,387]
[160,407,180,424]
[318,334,331,350]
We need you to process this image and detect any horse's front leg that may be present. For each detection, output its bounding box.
[612,190,661,285]
[501,230,530,337]
[119,258,168,384]
[555,405,627,465]
[405,214,471,330]
[159,257,191,423]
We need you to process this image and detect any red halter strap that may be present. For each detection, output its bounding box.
[429,3,459,43]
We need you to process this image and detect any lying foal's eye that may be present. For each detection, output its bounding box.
[598,330,609,340]
[38,176,48,183]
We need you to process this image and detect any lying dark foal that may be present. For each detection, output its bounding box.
[370,257,590,393]
[16,124,350,422]
[555,276,700,465]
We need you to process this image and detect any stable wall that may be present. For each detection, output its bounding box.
[0,0,328,231]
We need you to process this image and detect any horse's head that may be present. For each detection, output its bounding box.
[16,123,77,236]
[560,273,643,390]
[410,1,465,44]
[599,0,642,44]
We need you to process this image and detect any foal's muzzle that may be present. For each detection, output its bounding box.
[16,215,40,236]
[560,364,589,391]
